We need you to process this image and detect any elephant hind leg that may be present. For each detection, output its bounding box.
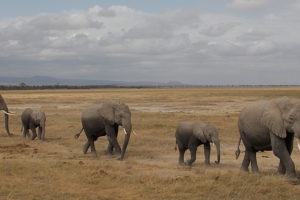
[178,148,186,165]
[83,141,90,154]
[249,150,259,173]
[187,146,197,166]
[241,151,250,172]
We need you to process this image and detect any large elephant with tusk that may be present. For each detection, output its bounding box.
[74,101,133,160]
[236,97,300,182]
[0,94,15,136]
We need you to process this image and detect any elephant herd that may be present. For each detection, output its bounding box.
[1,94,300,183]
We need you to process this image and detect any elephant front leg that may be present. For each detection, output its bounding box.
[38,127,43,140]
[204,143,211,166]
[106,142,114,157]
[31,128,37,140]
[278,132,294,175]
[105,125,121,157]
[271,134,298,182]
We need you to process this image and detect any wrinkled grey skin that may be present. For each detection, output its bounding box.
[236,97,300,182]
[74,101,132,160]
[0,95,13,136]
[175,121,221,166]
[21,108,46,140]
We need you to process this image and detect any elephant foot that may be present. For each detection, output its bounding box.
[105,152,114,158]
[288,176,299,185]
[240,166,249,172]
[178,162,185,166]
[186,160,194,167]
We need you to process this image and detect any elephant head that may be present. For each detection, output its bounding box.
[261,97,300,148]
[284,104,300,148]
[194,123,221,164]
[99,102,132,160]
[0,95,14,136]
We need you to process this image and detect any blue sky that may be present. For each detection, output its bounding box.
[0,0,300,85]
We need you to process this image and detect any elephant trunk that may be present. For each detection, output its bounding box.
[3,106,11,136]
[214,139,220,164]
[120,124,132,160]
[4,111,11,136]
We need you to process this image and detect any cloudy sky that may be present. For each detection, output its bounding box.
[0,0,300,85]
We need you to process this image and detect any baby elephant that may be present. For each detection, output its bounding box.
[21,108,46,140]
[175,121,220,166]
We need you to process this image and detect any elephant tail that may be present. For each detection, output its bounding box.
[74,127,83,139]
[20,125,23,133]
[174,140,177,151]
[235,137,241,160]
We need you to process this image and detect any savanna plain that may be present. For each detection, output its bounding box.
[1,87,300,200]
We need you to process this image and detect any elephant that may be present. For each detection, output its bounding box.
[74,101,132,160]
[0,94,14,136]
[175,120,221,166]
[236,97,300,182]
[21,108,46,140]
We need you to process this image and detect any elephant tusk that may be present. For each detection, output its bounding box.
[297,139,300,151]
[1,110,15,115]
[133,130,137,135]
[123,128,128,135]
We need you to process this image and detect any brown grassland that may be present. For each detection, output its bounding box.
[1,87,300,200]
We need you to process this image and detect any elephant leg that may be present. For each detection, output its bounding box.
[38,127,42,140]
[178,149,186,165]
[106,142,114,156]
[105,125,121,156]
[270,134,297,180]
[249,150,259,173]
[23,128,29,138]
[278,160,285,175]
[83,140,90,154]
[89,139,97,156]
[106,124,119,155]
[31,128,37,140]
[204,143,211,166]
[187,146,197,166]
[278,132,294,175]
[241,150,250,172]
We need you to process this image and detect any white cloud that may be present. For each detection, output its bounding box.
[0,4,300,85]
[227,0,270,10]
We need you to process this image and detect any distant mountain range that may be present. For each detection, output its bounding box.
[0,76,185,87]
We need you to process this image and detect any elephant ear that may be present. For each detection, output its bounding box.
[98,102,115,125]
[261,102,286,138]
[193,123,207,143]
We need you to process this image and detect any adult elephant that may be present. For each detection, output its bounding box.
[175,120,221,166]
[0,94,14,136]
[236,97,300,182]
[74,101,132,160]
[21,108,46,140]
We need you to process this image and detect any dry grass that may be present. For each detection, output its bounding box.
[1,87,300,200]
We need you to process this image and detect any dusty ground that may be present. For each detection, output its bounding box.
[1,87,300,200]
